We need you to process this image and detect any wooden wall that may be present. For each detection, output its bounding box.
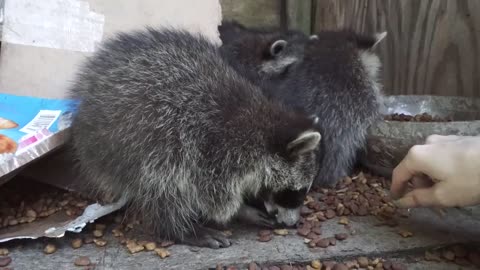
[313,0,480,97]
[220,0,282,28]
[220,0,480,97]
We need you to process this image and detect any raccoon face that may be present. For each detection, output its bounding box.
[263,188,309,227]
[218,20,307,78]
[307,29,386,85]
[264,127,321,226]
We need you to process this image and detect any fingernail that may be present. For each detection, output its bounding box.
[393,198,411,208]
[392,200,402,208]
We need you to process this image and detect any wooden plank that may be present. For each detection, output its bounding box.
[313,0,480,97]
[286,0,312,34]
[220,0,281,27]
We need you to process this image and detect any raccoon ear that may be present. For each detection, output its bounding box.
[270,40,287,57]
[287,131,321,156]
[371,31,387,50]
[355,31,387,50]
[309,35,318,40]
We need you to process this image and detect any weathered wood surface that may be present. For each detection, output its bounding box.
[314,0,480,97]
[220,0,281,28]
[2,207,480,269]
[286,0,313,35]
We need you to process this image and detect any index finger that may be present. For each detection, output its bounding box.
[390,145,435,199]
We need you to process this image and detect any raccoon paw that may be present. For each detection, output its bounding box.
[236,205,276,228]
[183,226,232,249]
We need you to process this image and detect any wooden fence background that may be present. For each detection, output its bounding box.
[220,0,480,97]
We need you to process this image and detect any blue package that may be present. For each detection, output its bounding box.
[0,93,78,154]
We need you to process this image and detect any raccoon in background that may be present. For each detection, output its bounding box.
[218,21,309,84]
[69,28,322,249]
[219,21,386,188]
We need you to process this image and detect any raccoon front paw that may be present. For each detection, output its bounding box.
[236,205,276,228]
[182,226,232,249]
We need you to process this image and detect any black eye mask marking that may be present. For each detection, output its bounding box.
[273,188,307,209]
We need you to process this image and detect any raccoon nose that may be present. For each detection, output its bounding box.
[269,209,279,217]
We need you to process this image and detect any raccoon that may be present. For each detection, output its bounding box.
[269,30,386,187]
[219,21,386,187]
[218,20,309,84]
[69,27,322,249]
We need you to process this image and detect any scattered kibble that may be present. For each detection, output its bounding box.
[93,238,107,247]
[93,229,104,238]
[311,260,322,269]
[71,238,83,249]
[74,256,91,266]
[155,248,170,259]
[145,242,157,251]
[273,229,289,236]
[357,257,369,268]
[332,263,348,270]
[112,228,124,237]
[398,230,413,238]
[43,244,57,254]
[126,242,145,254]
[338,217,349,225]
[0,256,12,267]
[385,112,452,122]
[316,238,330,248]
[258,234,273,242]
[258,230,273,242]
[334,233,348,241]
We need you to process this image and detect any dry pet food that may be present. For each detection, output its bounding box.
[384,113,452,122]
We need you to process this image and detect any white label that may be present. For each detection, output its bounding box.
[3,0,105,52]
[20,110,61,134]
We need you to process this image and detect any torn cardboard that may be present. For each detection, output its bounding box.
[0,197,126,243]
[0,0,223,99]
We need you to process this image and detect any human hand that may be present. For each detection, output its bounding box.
[390,134,480,208]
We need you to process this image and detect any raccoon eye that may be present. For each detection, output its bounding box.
[273,188,308,209]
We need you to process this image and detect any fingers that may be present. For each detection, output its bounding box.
[410,175,434,189]
[393,187,440,208]
[391,145,432,198]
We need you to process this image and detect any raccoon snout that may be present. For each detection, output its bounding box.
[276,208,300,227]
[268,209,279,217]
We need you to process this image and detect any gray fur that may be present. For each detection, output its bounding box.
[68,27,321,248]
[218,21,308,83]
[219,22,385,187]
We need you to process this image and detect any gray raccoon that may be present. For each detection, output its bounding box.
[218,20,309,83]
[219,21,386,187]
[277,30,386,187]
[68,27,322,249]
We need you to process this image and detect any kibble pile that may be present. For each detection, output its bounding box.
[384,113,453,122]
[0,179,92,229]
[255,172,410,248]
[215,257,408,270]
